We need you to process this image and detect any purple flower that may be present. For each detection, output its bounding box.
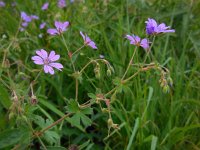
[47,21,70,35]
[22,22,28,27]
[80,31,97,49]
[21,12,32,22]
[21,12,39,22]
[31,15,39,20]
[0,1,5,7]
[19,27,25,32]
[58,0,66,8]
[145,18,175,35]
[32,49,63,75]
[126,34,149,50]
[40,22,46,29]
[41,2,49,10]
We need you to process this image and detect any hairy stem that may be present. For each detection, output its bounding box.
[61,34,76,72]
[121,46,138,80]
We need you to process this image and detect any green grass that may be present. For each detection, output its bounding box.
[0,0,200,149]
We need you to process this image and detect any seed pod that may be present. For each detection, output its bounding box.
[31,95,38,105]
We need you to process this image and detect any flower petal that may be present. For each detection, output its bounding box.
[21,12,32,22]
[126,35,134,41]
[44,65,55,74]
[41,2,49,10]
[36,49,48,59]
[55,21,63,29]
[61,21,70,31]
[140,39,149,49]
[88,41,97,49]
[40,22,46,29]
[80,31,86,41]
[49,63,63,71]
[44,65,49,73]
[47,65,55,74]
[47,28,59,35]
[32,56,43,61]
[49,51,60,61]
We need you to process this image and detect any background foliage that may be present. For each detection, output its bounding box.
[0,0,200,149]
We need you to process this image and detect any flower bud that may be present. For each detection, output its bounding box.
[106,69,112,77]
[163,85,170,93]
[94,67,100,79]
[167,77,173,87]
[107,118,113,128]
[102,108,108,113]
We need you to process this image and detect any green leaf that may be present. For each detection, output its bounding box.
[0,84,11,109]
[70,112,81,127]
[113,77,121,86]
[39,98,85,132]
[79,140,91,150]
[79,113,92,127]
[151,136,158,150]
[0,129,23,149]
[44,131,60,145]
[126,118,140,150]
[69,111,92,129]
[81,107,93,115]
[39,98,64,117]
[42,146,67,150]
[87,93,96,99]
[33,115,60,145]
[67,99,79,113]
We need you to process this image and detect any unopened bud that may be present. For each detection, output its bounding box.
[9,112,14,120]
[106,69,112,77]
[167,77,173,87]
[163,85,170,93]
[94,67,100,79]
[107,118,113,128]
[102,108,108,113]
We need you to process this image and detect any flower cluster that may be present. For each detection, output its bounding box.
[32,17,175,75]
[20,12,39,31]
[126,18,175,50]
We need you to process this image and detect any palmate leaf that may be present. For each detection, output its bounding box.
[67,100,93,128]
[0,128,31,149]
[33,115,60,145]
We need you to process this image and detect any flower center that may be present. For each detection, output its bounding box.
[44,58,50,65]
[58,28,62,34]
